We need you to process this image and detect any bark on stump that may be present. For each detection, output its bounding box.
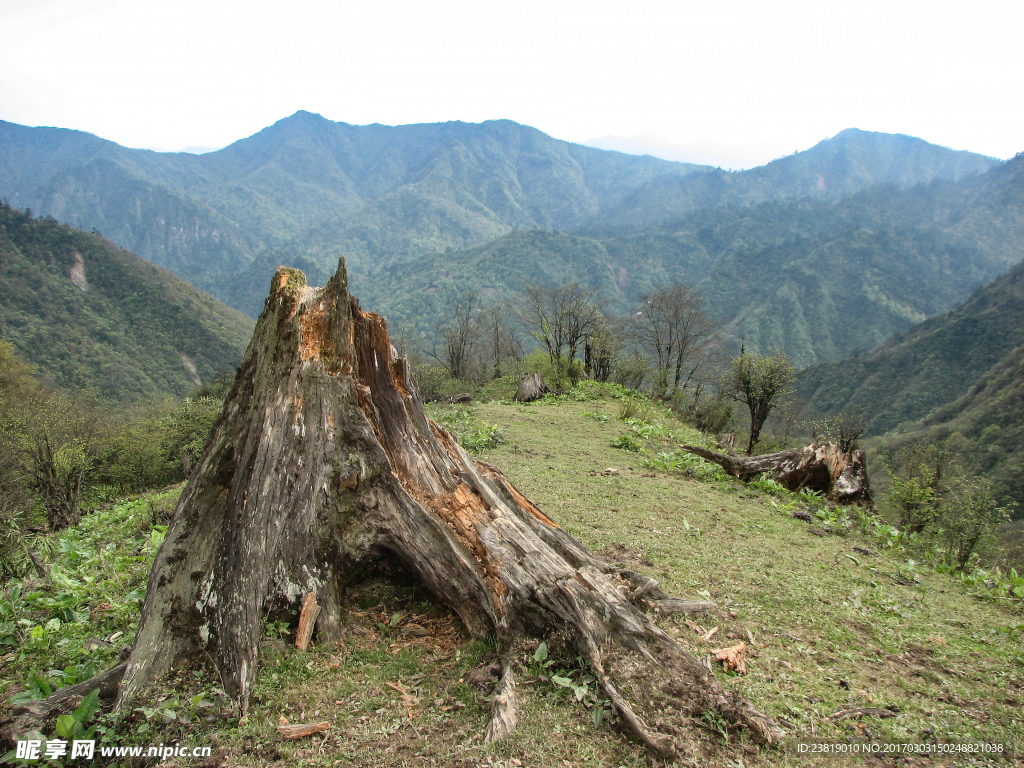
[513,372,553,402]
[112,259,782,757]
[679,442,873,505]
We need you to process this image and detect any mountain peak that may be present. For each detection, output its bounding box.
[284,110,330,123]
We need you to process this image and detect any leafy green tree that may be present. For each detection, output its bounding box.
[728,350,797,454]
[18,390,105,530]
[162,397,223,476]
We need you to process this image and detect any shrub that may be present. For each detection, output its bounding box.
[683,386,734,436]
[429,404,504,453]
[887,477,938,534]
[938,477,1014,570]
[412,363,469,402]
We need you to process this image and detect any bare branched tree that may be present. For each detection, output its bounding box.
[429,290,480,381]
[584,314,623,383]
[633,284,719,400]
[479,302,524,380]
[518,282,602,388]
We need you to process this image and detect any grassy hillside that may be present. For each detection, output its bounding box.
[0,205,253,401]
[2,390,1020,766]
[359,155,1024,367]
[1,117,999,321]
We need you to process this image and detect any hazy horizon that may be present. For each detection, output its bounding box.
[1,0,1021,161]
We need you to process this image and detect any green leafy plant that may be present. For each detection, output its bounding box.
[610,434,643,452]
[56,688,100,741]
[529,641,555,681]
[8,671,53,706]
[643,450,727,481]
[430,405,505,453]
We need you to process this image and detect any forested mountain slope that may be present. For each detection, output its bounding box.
[361,153,1024,367]
[797,250,1024,435]
[909,343,1024,508]
[0,116,997,319]
[592,128,999,231]
[796,238,1024,507]
[0,205,253,400]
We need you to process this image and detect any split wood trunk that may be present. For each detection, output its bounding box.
[112,259,783,758]
[679,442,873,504]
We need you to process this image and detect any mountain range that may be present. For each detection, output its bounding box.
[2,112,1022,503]
[0,115,1001,337]
[360,152,1024,367]
[583,134,792,170]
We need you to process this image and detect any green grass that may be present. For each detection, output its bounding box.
[3,391,1022,766]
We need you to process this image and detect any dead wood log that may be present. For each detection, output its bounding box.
[277,722,331,739]
[827,707,897,721]
[679,442,873,505]
[513,372,553,402]
[711,643,748,674]
[111,258,783,758]
[27,550,49,581]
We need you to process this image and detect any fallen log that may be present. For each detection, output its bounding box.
[59,258,783,760]
[678,441,873,505]
[827,707,898,721]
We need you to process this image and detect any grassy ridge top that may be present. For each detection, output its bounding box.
[0,205,254,401]
[3,390,1019,766]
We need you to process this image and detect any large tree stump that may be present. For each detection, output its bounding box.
[112,259,783,758]
[513,372,553,402]
[679,442,872,505]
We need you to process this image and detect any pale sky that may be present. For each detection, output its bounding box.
[1,0,1021,160]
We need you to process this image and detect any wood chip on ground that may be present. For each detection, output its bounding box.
[710,642,748,673]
